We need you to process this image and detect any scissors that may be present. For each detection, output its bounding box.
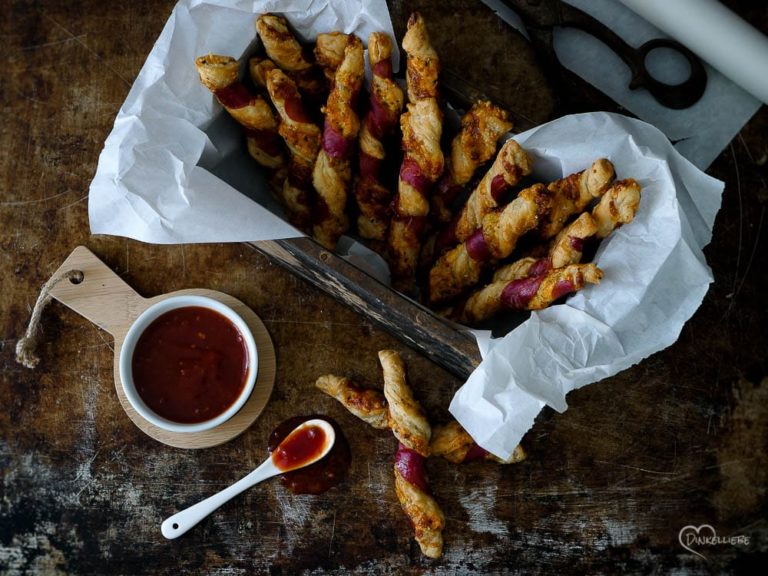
[499,0,708,109]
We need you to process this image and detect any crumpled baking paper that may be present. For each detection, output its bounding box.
[450,112,723,460]
[89,0,396,244]
[88,0,724,460]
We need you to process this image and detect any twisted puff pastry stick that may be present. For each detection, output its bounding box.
[537,158,616,239]
[314,32,349,82]
[457,263,603,325]
[265,68,322,231]
[195,54,286,173]
[249,56,277,89]
[394,443,445,559]
[379,349,431,456]
[493,211,598,283]
[430,421,526,464]
[452,139,533,244]
[312,35,365,249]
[591,178,642,239]
[388,13,444,290]
[255,14,326,103]
[432,102,513,224]
[315,374,389,429]
[380,349,442,558]
[429,183,552,304]
[355,32,405,242]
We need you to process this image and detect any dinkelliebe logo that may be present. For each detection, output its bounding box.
[678,524,750,560]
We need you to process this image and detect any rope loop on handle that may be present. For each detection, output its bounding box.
[15,269,84,369]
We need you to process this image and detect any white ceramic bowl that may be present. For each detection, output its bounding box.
[119,295,258,433]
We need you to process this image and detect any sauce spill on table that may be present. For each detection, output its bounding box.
[269,415,350,494]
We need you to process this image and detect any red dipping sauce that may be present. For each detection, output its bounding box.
[272,424,327,471]
[131,306,249,424]
[269,416,350,495]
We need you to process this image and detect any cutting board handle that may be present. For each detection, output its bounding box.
[48,246,148,338]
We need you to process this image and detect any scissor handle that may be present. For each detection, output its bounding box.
[559,4,707,109]
[630,38,707,109]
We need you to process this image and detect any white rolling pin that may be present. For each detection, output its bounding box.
[617,0,768,104]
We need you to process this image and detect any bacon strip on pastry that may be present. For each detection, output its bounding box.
[428,183,552,304]
[255,14,326,103]
[537,158,615,239]
[432,102,513,224]
[355,32,405,242]
[265,68,322,231]
[311,35,365,249]
[430,420,526,464]
[315,374,389,429]
[379,349,431,457]
[452,139,533,244]
[388,13,444,290]
[394,443,445,558]
[457,263,602,325]
[493,211,598,283]
[195,54,287,192]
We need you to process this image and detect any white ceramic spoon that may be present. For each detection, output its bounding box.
[161,419,335,539]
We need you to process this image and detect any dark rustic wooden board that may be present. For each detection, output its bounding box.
[251,238,482,380]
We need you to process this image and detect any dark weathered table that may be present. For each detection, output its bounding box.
[1,1,765,573]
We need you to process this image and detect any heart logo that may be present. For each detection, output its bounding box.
[679,524,716,560]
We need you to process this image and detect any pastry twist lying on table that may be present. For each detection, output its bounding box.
[431,102,514,224]
[255,14,326,103]
[265,69,322,231]
[430,421,526,464]
[388,12,444,291]
[354,32,405,243]
[457,263,603,325]
[429,183,553,304]
[195,54,286,178]
[312,35,365,249]
[315,350,444,557]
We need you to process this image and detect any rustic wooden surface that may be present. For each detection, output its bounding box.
[1,1,766,574]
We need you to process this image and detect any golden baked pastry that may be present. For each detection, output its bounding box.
[315,374,389,429]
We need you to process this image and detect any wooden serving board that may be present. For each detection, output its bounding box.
[47,246,276,449]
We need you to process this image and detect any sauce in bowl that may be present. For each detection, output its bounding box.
[131,306,249,424]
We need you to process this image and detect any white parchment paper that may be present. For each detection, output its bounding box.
[88,0,724,460]
[451,112,723,460]
[89,0,396,244]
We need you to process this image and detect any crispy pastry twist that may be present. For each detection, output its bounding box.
[355,32,405,242]
[429,184,552,304]
[265,68,322,231]
[314,32,349,82]
[458,263,602,325]
[388,13,444,290]
[255,14,326,102]
[453,139,533,243]
[432,102,513,224]
[538,158,615,239]
[195,54,286,172]
[493,211,599,283]
[379,349,431,457]
[592,178,642,238]
[249,56,277,89]
[430,421,526,464]
[315,374,390,429]
[394,444,445,558]
[311,35,365,249]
